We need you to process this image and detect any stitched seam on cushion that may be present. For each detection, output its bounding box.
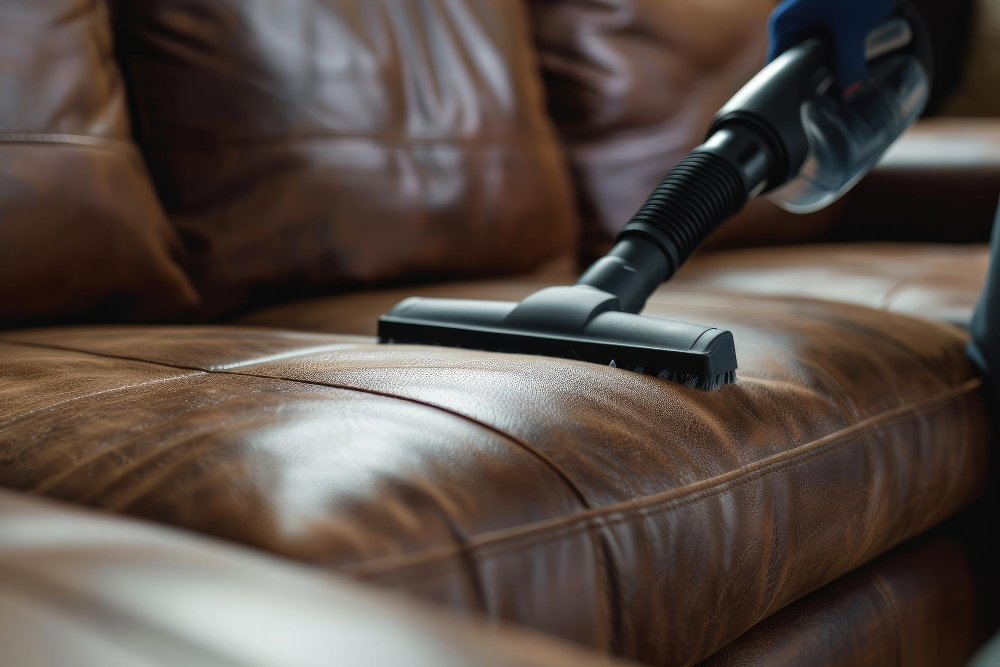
[403,485,492,616]
[213,372,594,511]
[871,575,903,667]
[361,411,968,588]
[348,388,980,580]
[142,133,562,154]
[0,338,594,511]
[0,133,137,152]
[207,343,370,371]
[0,373,204,434]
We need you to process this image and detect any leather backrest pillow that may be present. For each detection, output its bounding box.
[114,0,578,317]
[0,0,199,326]
[526,0,774,254]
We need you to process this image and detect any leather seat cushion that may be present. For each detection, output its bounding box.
[0,282,988,665]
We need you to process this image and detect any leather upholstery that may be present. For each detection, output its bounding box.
[2,0,997,662]
[702,521,999,667]
[0,489,634,667]
[0,278,989,665]
[113,0,577,316]
[0,0,198,325]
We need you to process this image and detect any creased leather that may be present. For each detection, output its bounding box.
[0,278,989,665]
[0,0,199,326]
[114,0,578,317]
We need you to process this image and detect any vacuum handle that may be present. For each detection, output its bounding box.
[711,38,827,188]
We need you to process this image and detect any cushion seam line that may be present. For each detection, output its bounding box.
[0,133,137,152]
[871,575,903,667]
[0,372,205,434]
[347,386,980,578]
[140,133,563,154]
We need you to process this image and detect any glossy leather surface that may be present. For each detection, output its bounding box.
[0,489,633,667]
[0,0,198,325]
[0,284,989,665]
[114,0,577,316]
[2,0,997,661]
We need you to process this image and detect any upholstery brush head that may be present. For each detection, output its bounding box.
[378,288,738,391]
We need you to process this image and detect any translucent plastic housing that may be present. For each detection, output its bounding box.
[768,19,930,213]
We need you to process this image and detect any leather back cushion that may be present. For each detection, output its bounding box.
[527,0,774,253]
[0,0,199,325]
[114,0,578,317]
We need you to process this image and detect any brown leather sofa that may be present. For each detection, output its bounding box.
[2,1,999,666]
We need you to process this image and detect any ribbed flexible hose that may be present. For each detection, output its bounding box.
[576,130,768,313]
[620,150,748,280]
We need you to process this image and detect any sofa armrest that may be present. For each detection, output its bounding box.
[708,118,1000,249]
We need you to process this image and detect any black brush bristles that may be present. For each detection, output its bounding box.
[611,360,736,390]
[656,368,737,391]
[386,335,737,390]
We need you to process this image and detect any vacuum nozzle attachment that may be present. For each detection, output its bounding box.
[379,284,738,391]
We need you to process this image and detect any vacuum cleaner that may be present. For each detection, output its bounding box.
[379,8,931,390]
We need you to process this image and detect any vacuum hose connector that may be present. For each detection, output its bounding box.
[576,126,772,313]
